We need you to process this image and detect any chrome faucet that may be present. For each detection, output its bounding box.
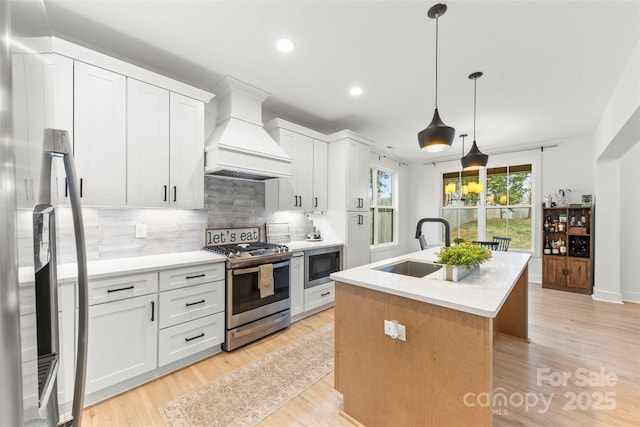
[415,218,451,249]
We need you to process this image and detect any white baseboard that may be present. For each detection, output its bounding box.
[592,288,624,304]
[621,290,640,304]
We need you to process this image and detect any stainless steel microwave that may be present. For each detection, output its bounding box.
[304,246,342,289]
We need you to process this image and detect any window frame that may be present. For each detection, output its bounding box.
[438,152,540,255]
[369,165,398,249]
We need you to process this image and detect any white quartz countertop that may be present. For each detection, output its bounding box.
[286,240,344,251]
[330,247,531,318]
[20,251,225,284]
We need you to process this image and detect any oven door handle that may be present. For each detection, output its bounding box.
[232,260,290,275]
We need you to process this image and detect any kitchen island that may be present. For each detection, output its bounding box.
[330,247,530,427]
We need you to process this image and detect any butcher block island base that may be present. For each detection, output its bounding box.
[331,248,530,427]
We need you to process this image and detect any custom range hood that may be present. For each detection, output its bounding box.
[205,77,292,180]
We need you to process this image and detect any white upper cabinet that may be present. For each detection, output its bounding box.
[12,53,73,208]
[169,93,205,209]
[74,61,127,206]
[313,139,328,211]
[93,77,204,209]
[265,119,328,212]
[127,79,170,207]
[346,140,370,212]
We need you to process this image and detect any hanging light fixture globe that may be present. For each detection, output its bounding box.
[461,71,489,170]
[418,3,455,152]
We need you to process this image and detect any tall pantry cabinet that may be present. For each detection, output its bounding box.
[327,130,372,269]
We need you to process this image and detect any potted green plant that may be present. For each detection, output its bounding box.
[453,237,466,246]
[435,244,492,281]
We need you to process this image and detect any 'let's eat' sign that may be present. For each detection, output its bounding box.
[205,227,260,246]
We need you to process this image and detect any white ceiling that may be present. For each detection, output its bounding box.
[43,0,640,162]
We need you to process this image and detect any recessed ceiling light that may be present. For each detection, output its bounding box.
[350,86,363,96]
[276,39,294,53]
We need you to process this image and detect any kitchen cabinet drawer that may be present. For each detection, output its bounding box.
[304,281,335,312]
[88,272,158,305]
[159,263,225,292]
[159,281,224,329]
[158,312,224,367]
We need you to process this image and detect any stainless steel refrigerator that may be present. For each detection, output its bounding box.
[1,1,89,426]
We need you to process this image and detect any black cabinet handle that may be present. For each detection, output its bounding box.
[314,197,318,208]
[151,301,155,322]
[107,285,134,293]
[294,195,299,207]
[64,177,68,198]
[185,299,205,307]
[173,186,177,202]
[164,185,167,202]
[186,274,206,280]
[80,178,83,198]
[321,292,331,297]
[185,333,204,342]
[299,195,302,206]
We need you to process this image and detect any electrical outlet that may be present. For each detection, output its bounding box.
[384,320,406,341]
[135,223,147,238]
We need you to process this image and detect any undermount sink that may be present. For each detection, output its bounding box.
[374,260,442,278]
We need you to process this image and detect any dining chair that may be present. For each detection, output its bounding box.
[492,236,511,251]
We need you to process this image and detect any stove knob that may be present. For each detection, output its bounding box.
[282,245,289,253]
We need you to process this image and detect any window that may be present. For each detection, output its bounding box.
[370,167,396,246]
[442,170,481,242]
[441,163,533,251]
[486,164,532,250]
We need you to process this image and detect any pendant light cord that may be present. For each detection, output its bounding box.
[473,76,477,141]
[434,14,439,108]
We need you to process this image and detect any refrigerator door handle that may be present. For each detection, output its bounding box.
[43,129,89,427]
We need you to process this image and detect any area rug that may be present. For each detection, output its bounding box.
[159,323,334,427]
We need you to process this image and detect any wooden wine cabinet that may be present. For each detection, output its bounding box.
[541,206,594,294]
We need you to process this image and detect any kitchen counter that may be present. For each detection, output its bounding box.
[330,246,530,317]
[333,247,530,427]
[19,250,225,284]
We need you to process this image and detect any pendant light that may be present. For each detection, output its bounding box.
[461,71,489,170]
[418,3,454,152]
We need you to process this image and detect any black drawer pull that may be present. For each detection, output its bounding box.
[185,299,205,307]
[186,274,206,280]
[185,333,205,342]
[107,285,134,293]
[321,291,331,297]
[151,301,155,322]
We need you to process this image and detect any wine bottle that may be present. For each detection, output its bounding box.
[544,237,551,255]
[560,238,567,256]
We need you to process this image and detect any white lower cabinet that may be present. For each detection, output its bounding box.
[304,282,335,312]
[158,312,224,366]
[82,260,227,403]
[291,253,304,318]
[158,264,226,366]
[86,293,157,395]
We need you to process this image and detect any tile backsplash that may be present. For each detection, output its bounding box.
[17,176,313,266]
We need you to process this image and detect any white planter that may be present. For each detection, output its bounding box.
[444,265,479,282]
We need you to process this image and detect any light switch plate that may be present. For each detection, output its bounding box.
[135,223,147,238]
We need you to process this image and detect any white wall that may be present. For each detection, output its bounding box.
[592,38,640,303]
[620,142,640,302]
[408,138,594,283]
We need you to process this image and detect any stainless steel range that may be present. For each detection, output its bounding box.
[203,235,292,351]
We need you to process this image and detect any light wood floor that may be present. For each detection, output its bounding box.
[81,284,640,426]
